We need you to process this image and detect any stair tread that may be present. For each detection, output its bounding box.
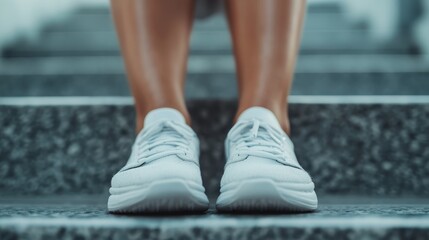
[0,196,428,226]
[3,73,429,97]
[2,55,428,75]
[1,99,429,197]
[3,30,377,51]
[2,55,429,97]
[2,196,427,239]
[44,11,356,32]
[6,28,408,57]
[1,3,429,239]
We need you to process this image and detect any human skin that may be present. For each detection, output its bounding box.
[225,0,307,134]
[110,0,195,131]
[110,0,306,134]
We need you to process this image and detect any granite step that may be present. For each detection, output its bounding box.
[4,55,429,75]
[2,4,429,240]
[3,29,387,58]
[73,1,344,16]
[0,195,428,240]
[2,2,412,58]
[62,2,345,31]
[1,97,428,199]
[43,9,357,32]
[2,72,429,97]
[1,55,429,97]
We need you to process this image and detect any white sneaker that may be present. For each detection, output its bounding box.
[216,107,318,212]
[107,108,209,213]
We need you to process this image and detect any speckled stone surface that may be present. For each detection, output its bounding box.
[3,72,429,97]
[0,196,428,240]
[1,5,410,58]
[42,6,354,33]
[3,31,410,58]
[1,101,429,198]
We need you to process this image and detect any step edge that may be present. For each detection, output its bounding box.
[1,216,429,228]
[1,96,429,106]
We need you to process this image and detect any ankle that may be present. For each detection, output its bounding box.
[135,106,191,132]
[235,103,291,135]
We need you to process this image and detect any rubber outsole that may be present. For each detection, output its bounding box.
[108,179,209,213]
[216,178,318,213]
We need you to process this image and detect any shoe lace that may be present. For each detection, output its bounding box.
[228,119,298,167]
[135,120,196,164]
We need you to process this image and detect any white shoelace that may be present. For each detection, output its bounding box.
[135,120,196,164]
[228,119,299,168]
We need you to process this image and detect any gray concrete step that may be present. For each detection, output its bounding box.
[0,195,428,240]
[1,97,428,199]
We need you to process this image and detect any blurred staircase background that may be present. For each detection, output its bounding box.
[0,1,429,239]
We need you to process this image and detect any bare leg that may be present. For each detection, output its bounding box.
[225,0,307,134]
[110,0,195,131]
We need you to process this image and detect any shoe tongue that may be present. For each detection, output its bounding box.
[144,108,186,128]
[237,107,283,131]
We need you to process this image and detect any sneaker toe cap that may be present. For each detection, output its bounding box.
[221,157,313,186]
[111,157,203,188]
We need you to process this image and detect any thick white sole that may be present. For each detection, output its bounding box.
[216,178,318,212]
[108,179,209,213]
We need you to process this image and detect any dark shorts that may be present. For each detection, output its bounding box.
[195,0,223,19]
